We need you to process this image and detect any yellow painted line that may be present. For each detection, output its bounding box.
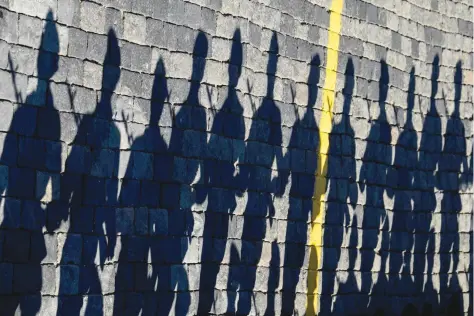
[306,0,344,314]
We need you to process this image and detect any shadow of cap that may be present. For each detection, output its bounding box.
[193,31,209,57]
[37,9,59,79]
[100,29,121,92]
[380,59,389,85]
[431,54,440,82]
[266,31,279,76]
[230,29,243,67]
[308,54,321,85]
[104,29,121,67]
[454,60,463,106]
[407,66,416,111]
[343,58,355,95]
[229,28,243,86]
[191,31,208,82]
[41,10,59,53]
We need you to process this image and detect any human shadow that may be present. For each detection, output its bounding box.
[56,29,121,315]
[112,58,170,315]
[388,67,417,304]
[0,9,60,316]
[439,61,468,316]
[197,29,245,315]
[414,55,442,311]
[155,31,209,316]
[236,31,287,315]
[359,59,393,313]
[280,54,321,316]
[325,58,359,315]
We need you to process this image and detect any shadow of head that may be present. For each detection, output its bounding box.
[430,55,440,97]
[191,31,208,82]
[228,28,243,87]
[149,58,168,125]
[307,54,321,107]
[101,29,121,92]
[407,66,416,112]
[343,58,355,95]
[379,59,389,103]
[265,31,279,98]
[267,31,279,77]
[37,9,59,80]
[454,61,462,109]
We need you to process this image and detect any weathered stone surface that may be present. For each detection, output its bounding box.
[0,0,471,315]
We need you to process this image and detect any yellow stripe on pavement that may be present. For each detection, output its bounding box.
[306,0,344,314]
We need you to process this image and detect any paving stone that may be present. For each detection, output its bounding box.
[124,12,146,44]
[0,0,472,312]
[81,1,105,34]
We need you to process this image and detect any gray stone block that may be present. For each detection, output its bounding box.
[377,7,387,27]
[168,0,185,25]
[151,0,167,20]
[184,2,201,30]
[308,25,322,44]
[132,0,154,16]
[391,31,401,52]
[345,0,358,17]
[86,33,108,63]
[132,151,153,180]
[355,0,367,21]
[200,7,216,34]
[105,7,123,38]
[42,234,57,264]
[0,263,12,294]
[170,264,188,291]
[149,208,168,235]
[99,264,116,294]
[42,265,56,294]
[297,39,312,62]
[285,36,298,59]
[208,0,222,11]
[81,1,105,34]
[124,12,147,44]
[119,69,143,96]
[68,28,88,59]
[341,36,364,57]
[187,263,200,290]
[458,19,473,37]
[366,4,378,24]
[116,208,134,235]
[176,25,196,53]
[147,18,165,48]
[104,0,132,11]
[39,295,58,314]
[0,101,13,132]
[0,69,27,102]
[130,43,152,73]
[70,86,96,114]
[61,57,83,86]
[10,0,56,19]
[0,10,17,44]
[18,14,43,49]
[56,265,80,295]
[58,0,81,27]
[249,22,261,48]
[161,22,178,51]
